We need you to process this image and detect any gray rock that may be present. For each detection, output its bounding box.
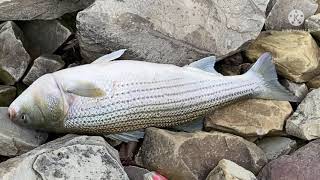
[258,139,320,180]
[256,137,297,161]
[0,107,47,157]
[0,135,129,180]
[280,79,308,101]
[286,89,320,140]
[20,20,72,59]
[77,0,269,65]
[23,55,65,85]
[305,13,320,41]
[0,86,16,106]
[124,166,150,180]
[206,159,256,180]
[138,128,267,180]
[0,21,31,85]
[0,0,94,21]
[265,0,318,30]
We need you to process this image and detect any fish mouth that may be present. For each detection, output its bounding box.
[8,107,17,122]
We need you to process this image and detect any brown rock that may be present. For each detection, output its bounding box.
[246,30,320,83]
[205,99,292,136]
[258,139,320,180]
[0,86,16,106]
[138,128,267,180]
[307,74,320,88]
[124,166,150,180]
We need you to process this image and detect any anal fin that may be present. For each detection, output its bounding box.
[104,130,145,143]
[169,118,204,133]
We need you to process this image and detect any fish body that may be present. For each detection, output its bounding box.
[8,52,298,137]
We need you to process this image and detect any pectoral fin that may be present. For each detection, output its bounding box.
[104,130,145,142]
[170,118,204,132]
[187,56,222,76]
[64,80,106,97]
[92,49,126,64]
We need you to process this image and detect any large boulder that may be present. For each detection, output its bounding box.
[0,135,129,180]
[246,30,320,83]
[0,86,16,106]
[205,99,292,136]
[77,0,269,65]
[206,159,256,180]
[0,107,47,156]
[23,55,65,85]
[258,139,320,180]
[0,21,31,85]
[305,13,320,41]
[286,89,320,140]
[0,0,94,21]
[19,20,72,59]
[265,0,318,30]
[138,128,267,180]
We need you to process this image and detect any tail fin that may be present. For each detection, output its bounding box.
[246,52,299,102]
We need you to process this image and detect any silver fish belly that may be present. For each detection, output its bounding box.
[64,74,260,134]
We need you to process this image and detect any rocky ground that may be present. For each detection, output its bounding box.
[0,0,320,180]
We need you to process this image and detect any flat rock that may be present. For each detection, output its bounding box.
[23,55,65,85]
[0,135,128,180]
[246,30,320,83]
[286,89,320,140]
[77,0,269,65]
[0,107,47,156]
[265,0,318,30]
[0,21,31,85]
[124,166,150,180]
[258,139,320,180]
[138,128,267,180]
[20,20,72,59]
[0,86,16,106]
[206,159,256,180]
[205,99,292,136]
[0,0,94,21]
[306,13,320,41]
[256,137,297,161]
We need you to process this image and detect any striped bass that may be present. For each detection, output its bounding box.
[8,51,298,141]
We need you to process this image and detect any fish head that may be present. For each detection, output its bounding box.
[9,74,68,131]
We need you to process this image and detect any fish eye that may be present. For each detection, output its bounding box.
[20,114,29,124]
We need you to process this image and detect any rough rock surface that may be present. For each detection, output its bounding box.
[138,128,267,180]
[286,89,320,140]
[0,21,31,85]
[0,86,16,106]
[280,79,308,101]
[23,55,65,85]
[307,74,320,88]
[0,107,47,156]
[205,99,292,136]
[124,166,150,180]
[0,135,128,180]
[306,13,320,41]
[256,137,297,161]
[0,0,94,21]
[246,31,320,83]
[20,20,72,59]
[206,159,256,180]
[265,0,318,30]
[258,139,320,180]
[77,0,269,65]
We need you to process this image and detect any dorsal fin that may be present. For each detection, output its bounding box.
[91,49,126,64]
[187,56,222,76]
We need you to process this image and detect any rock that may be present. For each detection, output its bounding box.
[77,0,269,65]
[124,166,150,180]
[258,139,320,180]
[286,89,320,140]
[0,0,94,21]
[280,79,308,101]
[205,99,292,136]
[0,86,16,106]
[0,135,129,180]
[307,74,320,88]
[206,159,256,180]
[0,107,47,156]
[0,21,31,85]
[306,13,320,41]
[19,20,72,59]
[138,128,267,180]
[246,31,320,83]
[265,0,318,30]
[256,137,297,161]
[23,55,65,85]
